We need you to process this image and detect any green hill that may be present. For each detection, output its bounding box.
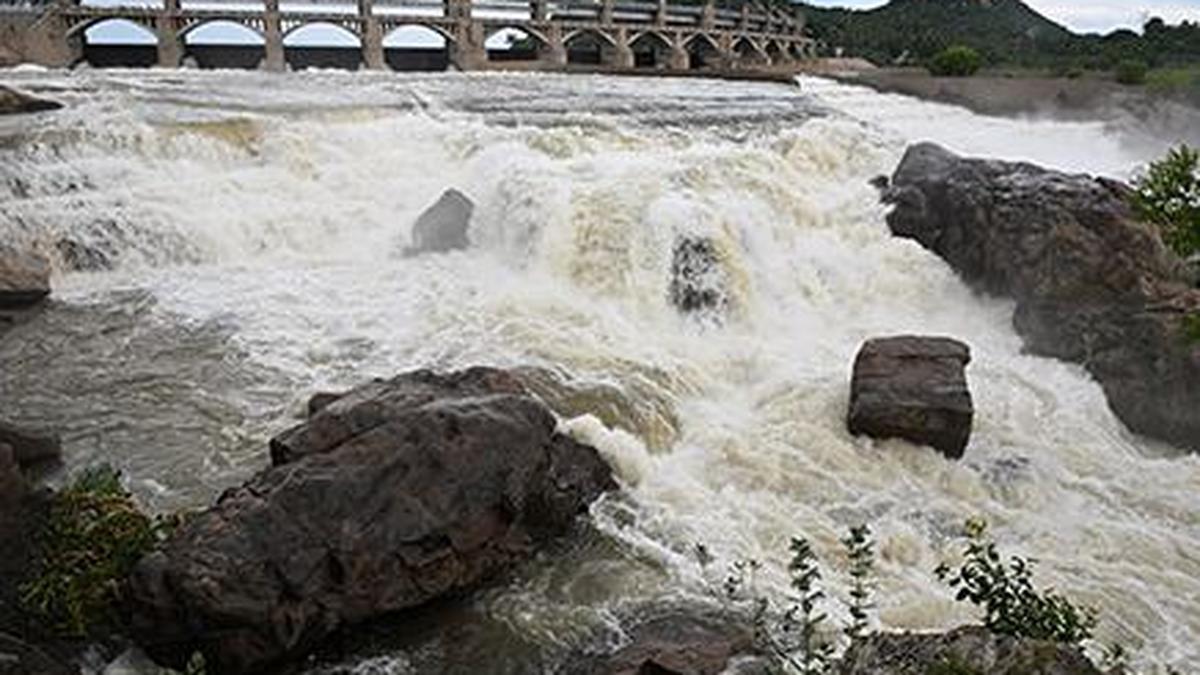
[796,0,1200,72]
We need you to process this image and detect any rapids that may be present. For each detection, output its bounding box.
[0,69,1196,673]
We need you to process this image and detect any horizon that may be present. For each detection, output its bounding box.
[803,0,1200,35]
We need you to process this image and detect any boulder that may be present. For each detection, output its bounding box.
[0,86,61,116]
[127,367,616,674]
[0,423,61,468]
[403,189,473,256]
[0,444,23,508]
[562,613,762,675]
[847,336,974,459]
[305,391,342,418]
[0,247,50,310]
[837,626,1102,674]
[668,236,727,315]
[885,143,1200,452]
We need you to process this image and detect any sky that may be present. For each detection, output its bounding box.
[805,0,1200,34]
[84,0,1200,46]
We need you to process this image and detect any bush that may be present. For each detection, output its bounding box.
[19,465,174,637]
[929,46,982,77]
[1115,59,1148,85]
[1132,144,1200,258]
[934,518,1097,645]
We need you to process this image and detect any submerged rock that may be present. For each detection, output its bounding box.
[403,188,473,256]
[0,422,61,469]
[127,367,616,674]
[0,247,50,310]
[847,336,974,459]
[668,236,727,315]
[886,143,1200,452]
[563,612,762,675]
[837,626,1102,674]
[0,86,62,116]
[55,238,113,272]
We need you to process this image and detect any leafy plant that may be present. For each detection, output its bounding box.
[934,518,1097,645]
[19,464,174,637]
[786,537,835,674]
[929,45,982,77]
[1115,59,1149,84]
[841,524,875,642]
[1184,313,1200,345]
[1132,145,1200,258]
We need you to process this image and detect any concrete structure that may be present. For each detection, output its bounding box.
[0,0,816,74]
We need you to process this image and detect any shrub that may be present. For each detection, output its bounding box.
[929,46,982,77]
[1115,59,1148,85]
[1132,144,1200,258]
[842,524,875,642]
[934,518,1097,645]
[1184,313,1200,345]
[19,465,174,637]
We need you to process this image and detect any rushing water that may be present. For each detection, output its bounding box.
[0,69,1197,673]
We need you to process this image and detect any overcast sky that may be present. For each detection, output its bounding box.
[805,0,1200,34]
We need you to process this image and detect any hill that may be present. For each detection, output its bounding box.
[796,0,1200,72]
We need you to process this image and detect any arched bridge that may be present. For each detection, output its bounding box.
[1,0,816,74]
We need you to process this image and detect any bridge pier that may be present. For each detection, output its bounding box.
[155,5,182,68]
[539,23,566,67]
[607,29,634,69]
[359,0,385,70]
[667,39,687,71]
[449,21,486,70]
[260,0,285,71]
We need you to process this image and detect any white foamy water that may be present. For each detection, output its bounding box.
[0,69,1196,673]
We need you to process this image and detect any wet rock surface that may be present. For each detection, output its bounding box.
[127,367,616,674]
[0,423,62,469]
[847,335,974,459]
[0,247,50,310]
[562,613,763,675]
[668,236,728,315]
[0,86,62,116]
[837,626,1102,675]
[404,188,473,256]
[886,142,1200,452]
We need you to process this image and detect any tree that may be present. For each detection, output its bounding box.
[929,45,982,77]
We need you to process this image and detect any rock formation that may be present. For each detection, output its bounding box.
[847,336,974,459]
[562,613,760,675]
[0,86,61,116]
[404,189,474,256]
[886,143,1200,452]
[127,367,616,674]
[837,626,1102,674]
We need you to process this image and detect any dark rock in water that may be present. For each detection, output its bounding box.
[55,238,113,272]
[305,391,342,418]
[563,613,762,675]
[404,189,473,256]
[127,367,616,675]
[847,336,973,460]
[0,423,61,469]
[0,444,24,508]
[0,86,62,116]
[837,626,1102,674]
[886,142,1200,452]
[0,247,50,310]
[668,236,727,315]
[869,174,890,192]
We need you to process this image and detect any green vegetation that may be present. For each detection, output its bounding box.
[841,524,874,642]
[1132,145,1200,259]
[19,465,174,637]
[786,537,836,674]
[797,0,1200,78]
[1183,314,1200,345]
[934,518,1097,645]
[1115,59,1148,85]
[929,45,982,76]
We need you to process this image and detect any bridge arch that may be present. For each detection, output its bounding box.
[284,22,363,70]
[683,32,721,70]
[733,35,768,65]
[563,28,616,65]
[629,30,673,69]
[181,19,265,70]
[484,25,548,63]
[382,24,451,71]
[764,38,785,64]
[69,17,156,41]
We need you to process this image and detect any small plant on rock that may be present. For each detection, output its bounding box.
[19,464,175,637]
[1133,144,1200,259]
[934,518,1097,645]
[841,524,875,643]
[786,537,836,674]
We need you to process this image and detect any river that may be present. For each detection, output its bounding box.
[0,68,1196,673]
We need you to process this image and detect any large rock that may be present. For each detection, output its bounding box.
[837,626,1102,674]
[403,189,473,256]
[848,336,974,459]
[127,367,616,674]
[0,86,62,116]
[0,247,50,310]
[886,143,1200,452]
